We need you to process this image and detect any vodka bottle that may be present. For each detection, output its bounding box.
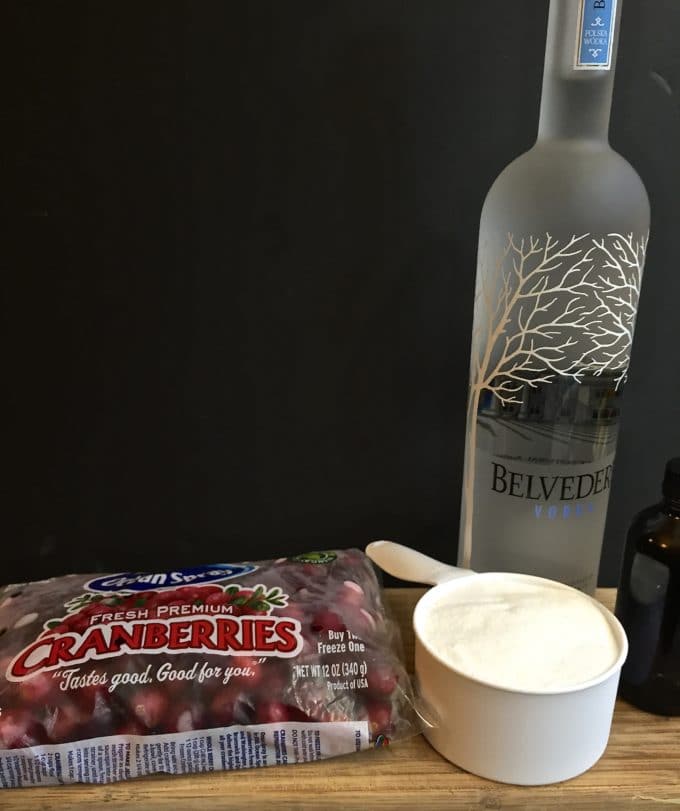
[458,0,650,594]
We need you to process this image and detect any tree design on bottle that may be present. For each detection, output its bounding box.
[461,231,647,565]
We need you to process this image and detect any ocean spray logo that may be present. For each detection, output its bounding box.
[86,563,258,593]
[491,462,611,521]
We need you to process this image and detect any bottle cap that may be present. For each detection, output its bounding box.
[662,458,680,502]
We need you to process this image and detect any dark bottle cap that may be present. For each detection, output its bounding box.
[662,458,680,502]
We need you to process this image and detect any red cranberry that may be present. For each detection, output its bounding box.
[365,700,393,737]
[254,701,291,724]
[366,663,398,696]
[151,591,179,606]
[192,585,223,602]
[342,605,377,638]
[301,563,329,580]
[172,586,203,602]
[273,604,304,622]
[310,610,345,634]
[228,589,254,604]
[162,701,205,733]
[336,580,365,606]
[229,656,264,688]
[130,687,168,729]
[45,703,87,743]
[205,592,230,607]
[0,709,48,748]
[18,671,56,703]
[210,685,247,726]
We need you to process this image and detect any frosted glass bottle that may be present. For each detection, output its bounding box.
[458,0,650,594]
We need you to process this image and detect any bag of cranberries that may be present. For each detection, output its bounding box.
[0,548,420,788]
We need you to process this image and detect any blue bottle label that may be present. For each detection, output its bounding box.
[574,0,617,70]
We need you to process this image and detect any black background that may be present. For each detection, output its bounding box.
[3,1,680,586]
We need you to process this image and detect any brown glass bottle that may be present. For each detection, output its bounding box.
[615,458,680,715]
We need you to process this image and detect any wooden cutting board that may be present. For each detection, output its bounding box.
[3,588,679,810]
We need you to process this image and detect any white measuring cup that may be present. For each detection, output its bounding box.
[365,541,628,785]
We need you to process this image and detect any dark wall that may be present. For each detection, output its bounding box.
[4,1,680,586]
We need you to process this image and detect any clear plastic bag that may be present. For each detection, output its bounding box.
[0,549,420,787]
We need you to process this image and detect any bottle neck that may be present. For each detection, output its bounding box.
[537,0,622,143]
[662,496,680,517]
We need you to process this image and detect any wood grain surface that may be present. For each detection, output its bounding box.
[3,588,680,810]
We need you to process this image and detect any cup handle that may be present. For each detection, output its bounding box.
[365,540,475,586]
